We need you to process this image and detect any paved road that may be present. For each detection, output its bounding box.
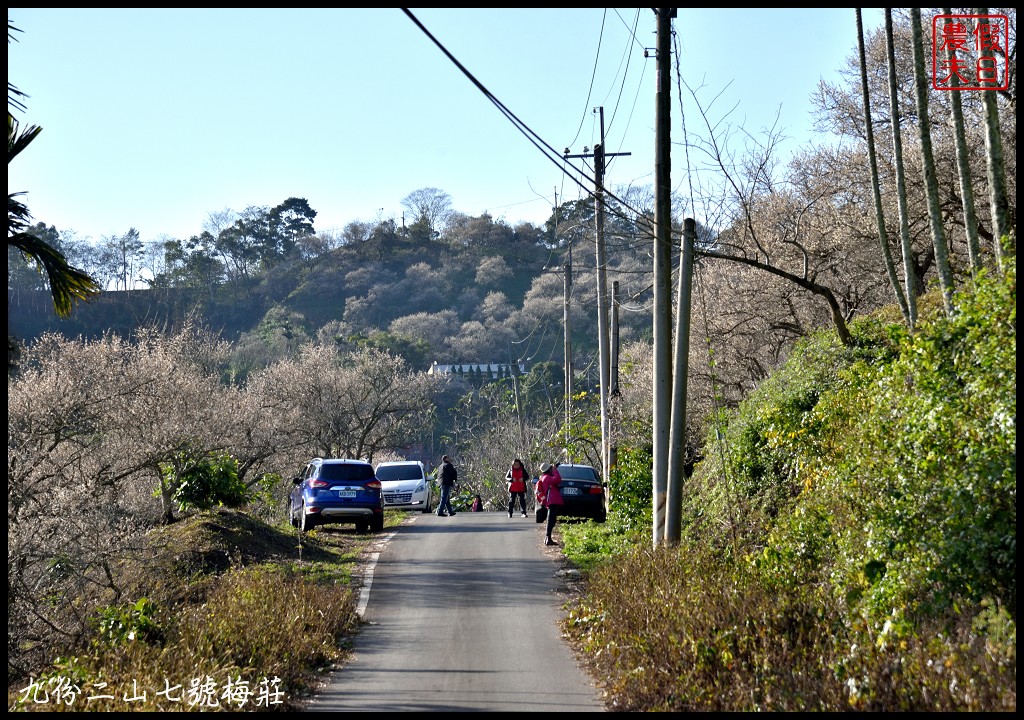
[304,511,606,712]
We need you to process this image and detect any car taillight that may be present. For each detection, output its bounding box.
[588,486,603,495]
[309,479,330,489]
[365,480,381,490]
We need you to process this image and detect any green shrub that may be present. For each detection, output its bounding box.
[814,261,1017,624]
[162,451,248,512]
[607,445,652,523]
[564,257,1016,711]
[93,598,165,648]
[560,513,647,573]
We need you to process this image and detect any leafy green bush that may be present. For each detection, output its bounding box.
[93,598,165,648]
[245,472,289,526]
[810,261,1017,624]
[162,451,248,512]
[558,446,652,573]
[607,445,652,523]
[560,513,647,572]
[563,257,1016,711]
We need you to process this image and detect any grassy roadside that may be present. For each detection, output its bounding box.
[7,508,406,713]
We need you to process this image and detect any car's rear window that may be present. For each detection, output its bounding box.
[319,463,375,482]
[558,466,599,482]
[375,464,424,481]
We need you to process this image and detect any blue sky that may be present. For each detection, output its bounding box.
[8,8,885,245]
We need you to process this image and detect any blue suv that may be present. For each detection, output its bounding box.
[289,458,384,533]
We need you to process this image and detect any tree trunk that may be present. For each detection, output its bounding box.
[699,249,854,346]
[911,8,956,316]
[885,9,919,330]
[857,8,910,325]
[977,7,1012,271]
[942,7,983,274]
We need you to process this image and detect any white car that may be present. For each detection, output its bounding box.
[375,460,434,513]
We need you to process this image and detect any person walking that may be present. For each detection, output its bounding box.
[436,455,458,517]
[536,462,563,545]
[505,458,530,518]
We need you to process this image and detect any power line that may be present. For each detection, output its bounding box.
[602,8,643,139]
[566,8,606,150]
[402,9,595,204]
[402,8,652,226]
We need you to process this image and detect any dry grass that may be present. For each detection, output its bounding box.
[7,508,396,712]
[560,542,1017,712]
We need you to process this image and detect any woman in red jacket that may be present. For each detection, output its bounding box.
[536,462,564,546]
[505,458,530,518]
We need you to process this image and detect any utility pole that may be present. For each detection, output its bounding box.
[554,191,573,447]
[609,279,620,509]
[563,243,573,441]
[611,280,620,399]
[652,8,676,547]
[564,107,630,489]
[666,218,695,543]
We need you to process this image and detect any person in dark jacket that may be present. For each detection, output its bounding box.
[536,462,563,545]
[436,455,458,517]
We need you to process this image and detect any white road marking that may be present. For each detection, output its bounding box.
[356,552,379,617]
[356,529,399,616]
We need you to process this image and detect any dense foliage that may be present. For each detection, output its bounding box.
[161,450,248,513]
[559,256,1016,711]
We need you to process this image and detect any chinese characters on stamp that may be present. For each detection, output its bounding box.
[932,13,1010,91]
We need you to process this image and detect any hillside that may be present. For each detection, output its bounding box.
[7,222,651,377]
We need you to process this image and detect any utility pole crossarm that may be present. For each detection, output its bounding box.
[563,148,633,194]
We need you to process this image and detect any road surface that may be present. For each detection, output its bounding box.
[304,510,606,712]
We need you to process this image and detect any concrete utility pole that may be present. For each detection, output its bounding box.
[594,136,612,488]
[563,248,572,435]
[554,192,574,445]
[564,107,630,488]
[652,8,676,547]
[611,280,620,399]
[666,218,695,543]
[609,279,620,504]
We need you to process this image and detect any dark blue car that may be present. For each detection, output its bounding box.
[536,463,607,523]
[289,458,384,533]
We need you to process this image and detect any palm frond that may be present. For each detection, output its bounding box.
[8,104,101,317]
[9,230,101,317]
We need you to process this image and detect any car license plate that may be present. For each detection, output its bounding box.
[561,487,580,495]
[336,489,357,498]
